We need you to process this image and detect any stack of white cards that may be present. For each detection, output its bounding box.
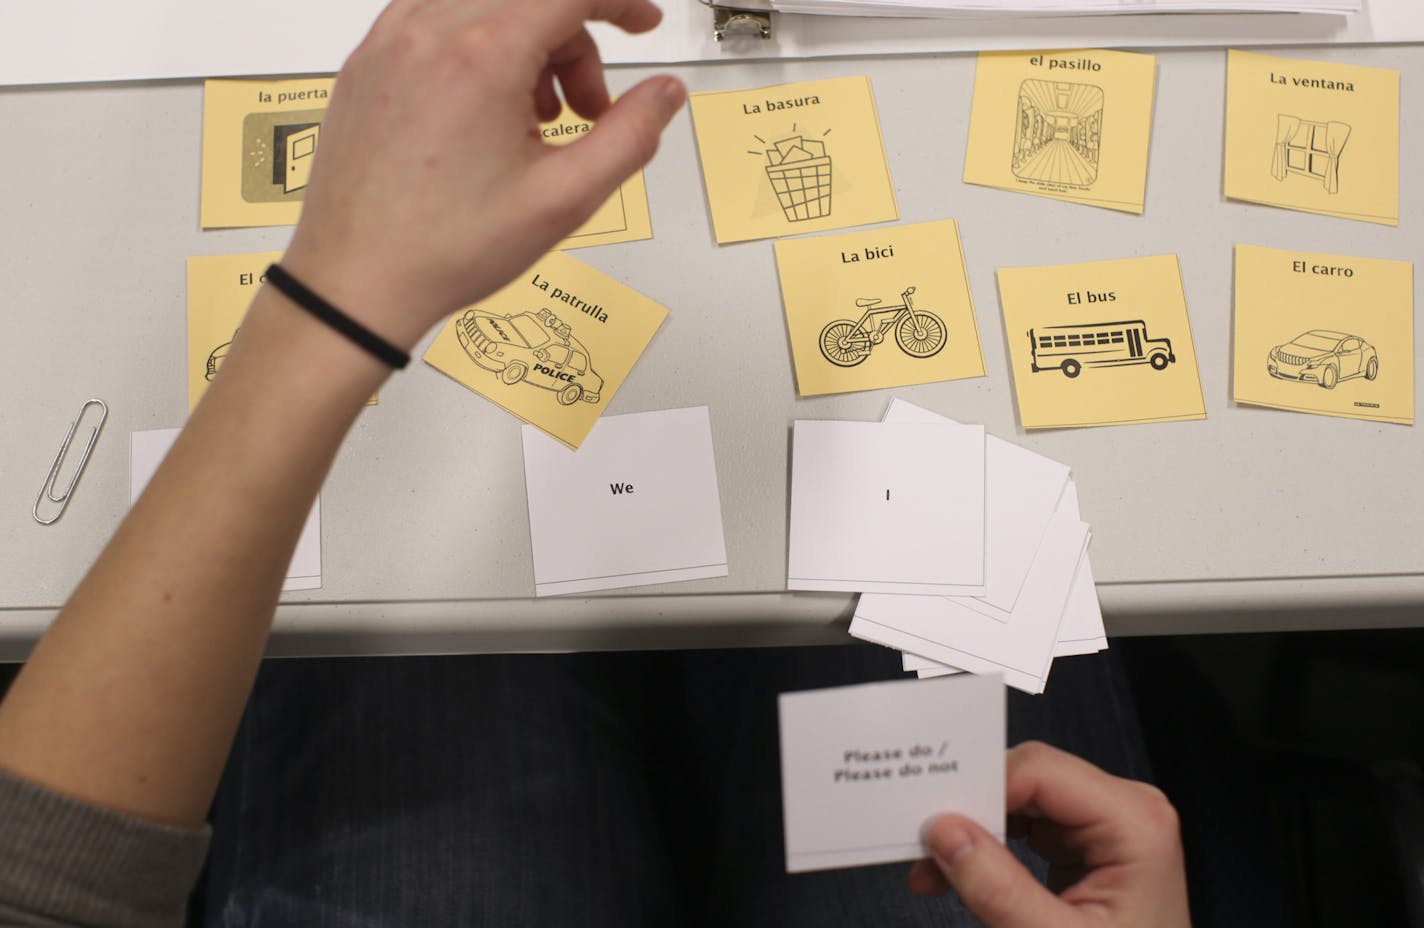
[788,399,1106,695]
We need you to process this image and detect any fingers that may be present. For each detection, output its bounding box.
[906,858,951,897]
[549,27,612,120]
[926,816,1076,928]
[1006,742,1181,862]
[517,0,663,44]
[523,74,684,226]
[534,68,562,123]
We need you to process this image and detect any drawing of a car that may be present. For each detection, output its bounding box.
[1267,329,1377,389]
[206,332,236,381]
[456,307,603,406]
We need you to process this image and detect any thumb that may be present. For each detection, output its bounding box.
[529,75,685,220]
[927,815,1075,928]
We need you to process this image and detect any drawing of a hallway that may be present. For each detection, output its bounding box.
[1012,80,1104,188]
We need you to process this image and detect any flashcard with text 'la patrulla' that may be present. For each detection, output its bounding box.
[423,251,668,450]
[998,255,1206,430]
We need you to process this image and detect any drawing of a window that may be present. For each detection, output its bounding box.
[1011,80,1104,188]
[284,125,321,194]
[1271,115,1349,195]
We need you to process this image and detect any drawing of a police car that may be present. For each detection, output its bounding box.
[456,307,603,406]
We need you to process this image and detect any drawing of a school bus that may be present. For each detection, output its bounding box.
[1028,320,1175,379]
[456,307,603,406]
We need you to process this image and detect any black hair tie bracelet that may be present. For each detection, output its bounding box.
[264,263,411,370]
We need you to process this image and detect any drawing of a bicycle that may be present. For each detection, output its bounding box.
[818,286,947,367]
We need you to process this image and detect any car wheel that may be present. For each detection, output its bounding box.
[500,362,527,385]
[557,384,583,406]
[1321,365,1338,389]
[1150,352,1170,371]
[1366,357,1379,381]
[1061,359,1081,379]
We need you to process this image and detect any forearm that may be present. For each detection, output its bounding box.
[0,286,388,826]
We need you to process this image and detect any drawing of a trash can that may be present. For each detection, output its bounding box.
[765,136,832,222]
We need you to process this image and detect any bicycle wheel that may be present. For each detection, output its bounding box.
[820,320,871,367]
[895,311,946,358]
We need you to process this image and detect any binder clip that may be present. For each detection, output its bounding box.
[701,0,773,40]
[33,398,108,526]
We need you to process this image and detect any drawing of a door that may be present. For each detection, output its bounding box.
[284,125,320,194]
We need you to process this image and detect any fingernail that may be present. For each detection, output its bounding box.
[930,823,975,867]
[661,77,687,117]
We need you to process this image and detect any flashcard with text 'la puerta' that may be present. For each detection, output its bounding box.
[201,81,653,245]
[997,254,1206,430]
[1224,50,1399,226]
[1234,244,1413,425]
[774,220,985,396]
[688,76,899,245]
[963,49,1157,214]
[423,251,668,450]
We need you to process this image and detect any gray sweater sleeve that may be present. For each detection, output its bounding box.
[0,768,211,928]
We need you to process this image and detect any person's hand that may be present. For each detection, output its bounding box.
[908,741,1191,928]
[281,0,686,352]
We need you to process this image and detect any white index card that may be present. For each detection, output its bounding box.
[778,673,1005,873]
[883,400,1069,612]
[521,407,728,597]
[130,428,321,592]
[1052,482,1108,656]
[852,515,1089,695]
[787,420,986,596]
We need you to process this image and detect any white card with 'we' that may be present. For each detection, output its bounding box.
[787,420,986,596]
[779,672,1005,873]
[522,406,729,596]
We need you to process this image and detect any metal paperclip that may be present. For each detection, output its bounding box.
[33,399,108,526]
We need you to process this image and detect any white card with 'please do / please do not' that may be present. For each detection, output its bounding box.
[778,672,1005,873]
[521,406,729,597]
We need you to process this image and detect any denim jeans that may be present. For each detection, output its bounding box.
[202,645,1151,927]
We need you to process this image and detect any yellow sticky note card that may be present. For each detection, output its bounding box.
[773,220,985,396]
[688,77,898,244]
[201,82,653,245]
[200,78,334,229]
[423,251,667,450]
[963,50,1156,214]
[1224,50,1399,226]
[998,255,1206,429]
[187,252,377,409]
[1234,244,1413,425]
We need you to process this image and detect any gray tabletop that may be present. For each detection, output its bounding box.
[2,45,1421,661]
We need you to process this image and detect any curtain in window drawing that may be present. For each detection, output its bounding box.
[1271,114,1301,182]
[1323,121,1350,194]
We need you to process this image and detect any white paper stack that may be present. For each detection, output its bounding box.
[787,400,1105,696]
[773,0,1359,16]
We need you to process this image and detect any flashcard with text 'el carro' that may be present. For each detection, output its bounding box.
[997,255,1206,430]
[963,49,1157,214]
[1224,50,1399,226]
[201,81,653,245]
[423,251,668,450]
[688,76,899,244]
[186,251,378,409]
[1234,244,1413,425]
[774,220,985,397]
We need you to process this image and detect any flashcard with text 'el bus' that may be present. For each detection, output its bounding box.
[774,220,985,397]
[187,251,378,410]
[1224,50,1399,226]
[1234,244,1413,425]
[201,80,653,246]
[423,251,668,450]
[997,255,1206,430]
[963,49,1157,214]
[688,76,899,244]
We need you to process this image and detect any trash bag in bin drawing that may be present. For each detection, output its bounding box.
[764,135,832,222]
